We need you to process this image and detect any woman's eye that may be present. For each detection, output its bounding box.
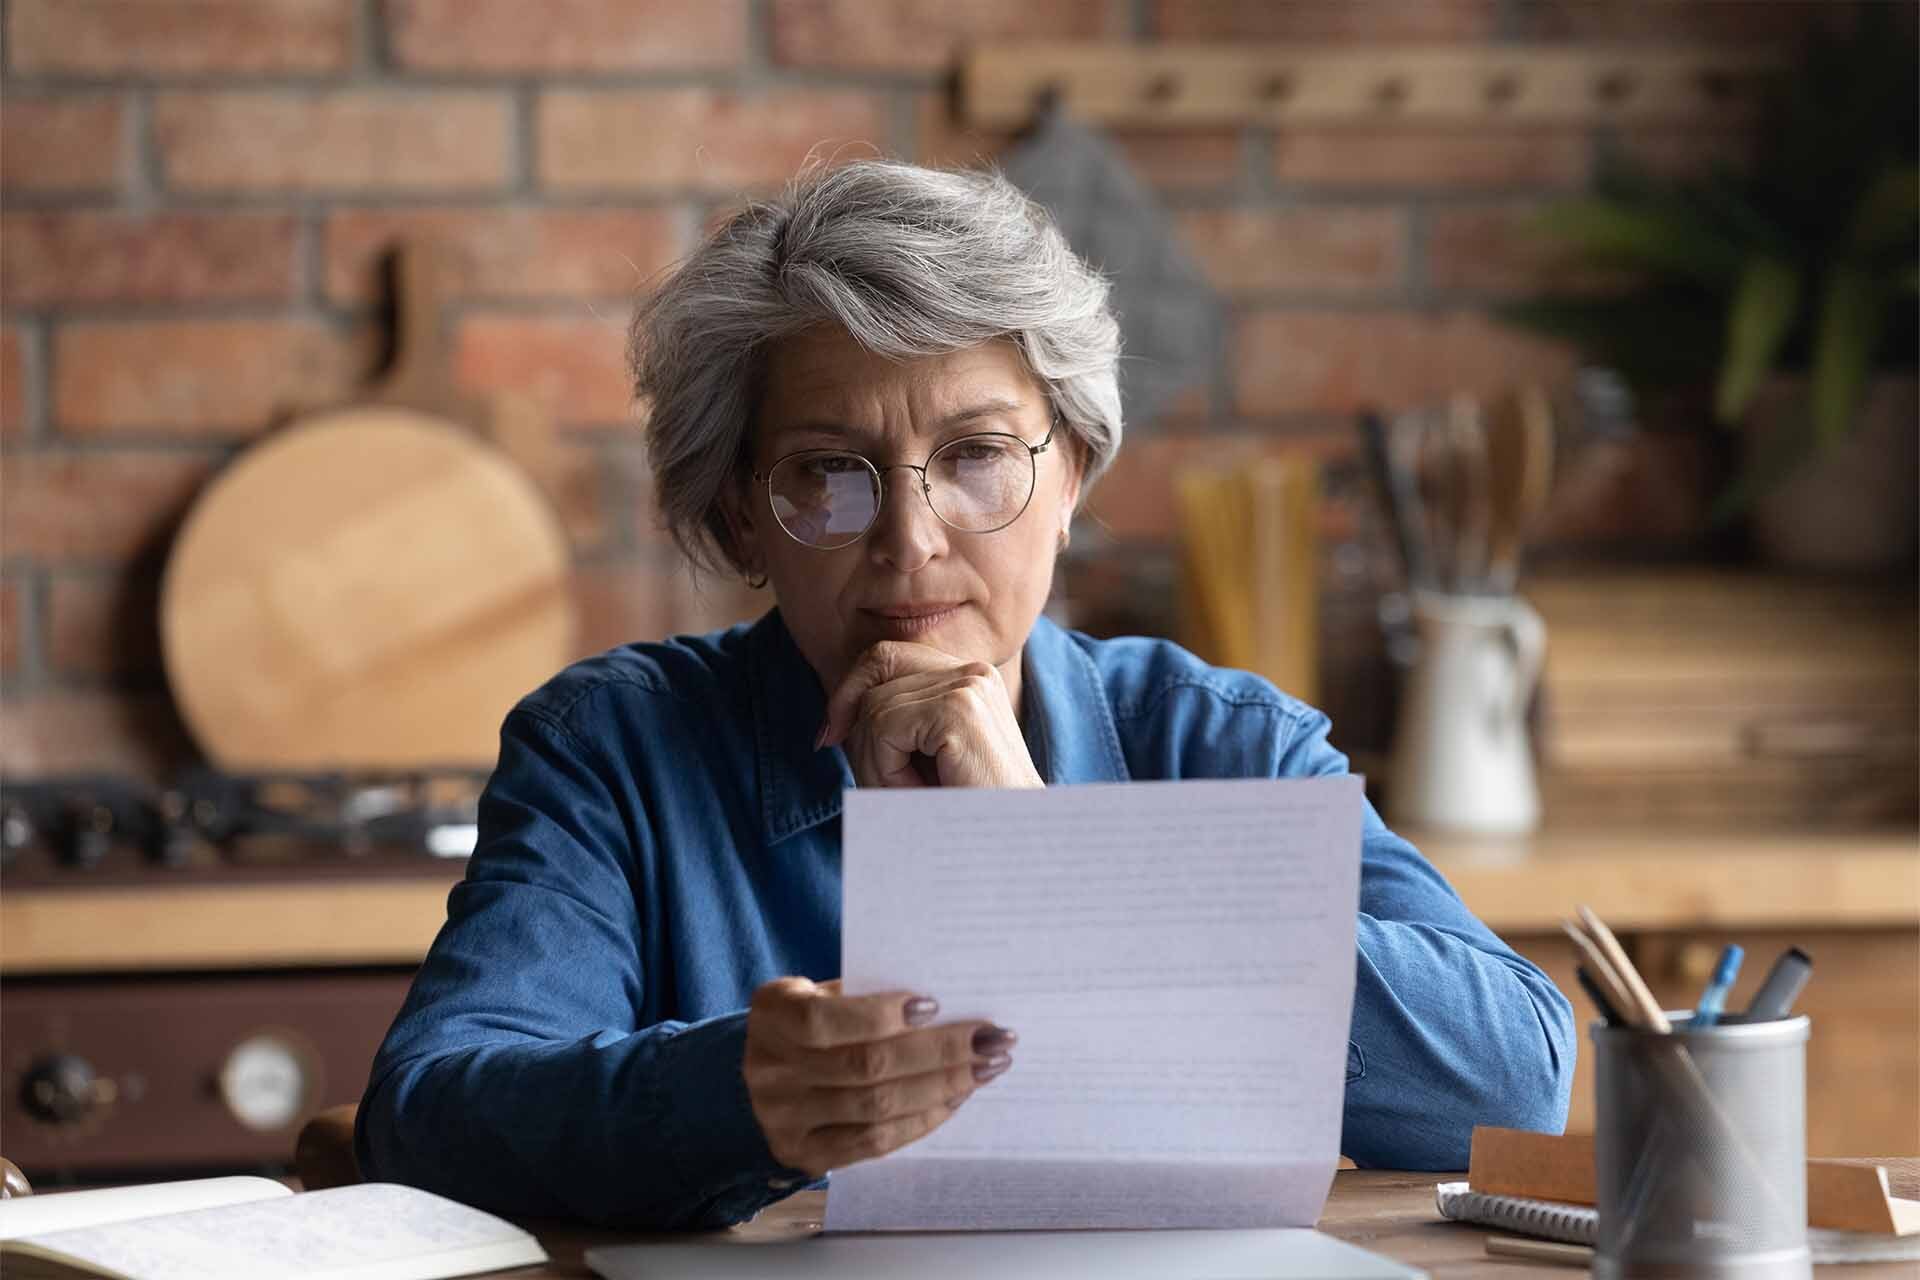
[810,455,863,475]
[951,442,1005,462]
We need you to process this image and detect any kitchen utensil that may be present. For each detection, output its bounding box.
[161,243,575,772]
[1484,384,1556,596]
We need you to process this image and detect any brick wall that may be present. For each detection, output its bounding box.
[0,0,1836,778]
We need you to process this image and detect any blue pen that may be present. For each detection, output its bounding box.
[1691,943,1744,1028]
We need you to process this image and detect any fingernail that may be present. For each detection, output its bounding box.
[946,1093,968,1111]
[813,721,829,751]
[903,996,939,1026]
[971,1025,1017,1056]
[972,1054,1012,1084]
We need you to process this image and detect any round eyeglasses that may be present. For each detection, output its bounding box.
[752,423,1055,550]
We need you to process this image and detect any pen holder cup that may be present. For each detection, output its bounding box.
[1593,1014,1811,1280]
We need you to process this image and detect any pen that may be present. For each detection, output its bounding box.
[1689,944,1743,1028]
[1574,965,1621,1026]
[1742,946,1814,1021]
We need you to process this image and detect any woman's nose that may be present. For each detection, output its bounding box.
[866,467,946,572]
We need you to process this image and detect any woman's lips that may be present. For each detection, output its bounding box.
[863,604,963,638]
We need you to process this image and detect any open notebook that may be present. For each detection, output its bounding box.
[0,1177,545,1280]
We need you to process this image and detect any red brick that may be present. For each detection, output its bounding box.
[1,452,217,562]
[571,561,678,656]
[771,0,1122,72]
[918,93,1242,190]
[0,576,21,680]
[1085,433,1357,543]
[1,213,298,307]
[0,692,198,780]
[1153,0,1497,40]
[454,313,636,428]
[48,572,163,680]
[323,208,685,305]
[1178,208,1406,296]
[1519,0,1848,43]
[388,0,747,71]
[1273,128,1590,189]
[8,0,355,75]
[0,95,125,194]
[1112,131,1246,191]
[155,91,512,194]
[54,320,369,437]
[538,89,886,193]
[1609,130,1756,181]
[1233,309,1578,416]
[1,325,26,441]
[1426,203,1631,296]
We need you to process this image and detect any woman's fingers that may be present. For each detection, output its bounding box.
[750,978,939,1048]
[800,1059,989,1127]
[819,641,958,747]
[801,1020,1014,1086]
[805,1103,961,1172]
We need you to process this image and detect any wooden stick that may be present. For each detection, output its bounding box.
[1559,921,1639,1026]
[1486,1235,1593,1266]
[1576,904,1670,1032]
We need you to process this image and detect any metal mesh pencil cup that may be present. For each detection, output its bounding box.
[1592,1014,1810,1280]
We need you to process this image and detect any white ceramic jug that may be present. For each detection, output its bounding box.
[1387,591,1546,835]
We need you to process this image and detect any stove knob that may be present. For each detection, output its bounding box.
[60,804,114,870]
[218,1034,318,1132]
[20,1054,115,1126]
[0,803,31,867]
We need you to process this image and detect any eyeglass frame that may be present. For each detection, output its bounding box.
[749,416,1059,549]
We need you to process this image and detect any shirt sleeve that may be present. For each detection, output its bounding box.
[355,708,808,1229]
[1278,707,1576,1170]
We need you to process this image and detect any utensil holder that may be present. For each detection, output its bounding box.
[1593,1014,1811,1279]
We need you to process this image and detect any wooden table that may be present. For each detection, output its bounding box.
[500,1170,1916,1278]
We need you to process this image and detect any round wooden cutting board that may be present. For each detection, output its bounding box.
[160,406,574,771]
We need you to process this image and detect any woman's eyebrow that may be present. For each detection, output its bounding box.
[772,399,1031,448]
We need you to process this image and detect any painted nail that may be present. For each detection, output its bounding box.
[972,1054,1012,1084]
[970,1025,1017,1056]
[903,996,939,1026]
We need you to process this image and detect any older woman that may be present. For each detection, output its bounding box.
[357,160,1573,1230]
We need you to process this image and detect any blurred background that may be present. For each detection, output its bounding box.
[0,1,1914,1186]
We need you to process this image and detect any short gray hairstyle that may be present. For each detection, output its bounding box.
[629,158,1123,575]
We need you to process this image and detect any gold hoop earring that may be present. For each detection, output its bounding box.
[1057,527,1071,551]
[745,570,769,590]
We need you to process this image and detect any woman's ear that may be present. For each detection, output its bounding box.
[719,477,763,575]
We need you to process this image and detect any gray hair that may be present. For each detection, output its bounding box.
[628,158,1123,576]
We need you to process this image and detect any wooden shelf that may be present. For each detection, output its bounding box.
[962,43,1781,129]
[0,879,457,976]
[2,830,1911,975]
[1421,828,1920,933]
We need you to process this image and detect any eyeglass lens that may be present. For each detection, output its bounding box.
[768,436,1034,548]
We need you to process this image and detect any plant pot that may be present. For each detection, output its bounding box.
[1745,376,1919,575]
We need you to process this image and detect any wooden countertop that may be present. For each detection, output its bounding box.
[2,829,1914,975]
[505,1174,1916,1279]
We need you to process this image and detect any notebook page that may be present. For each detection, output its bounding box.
[0,1177,289,1241]
[828,775,1363,1231]
[6,1183,545,1280]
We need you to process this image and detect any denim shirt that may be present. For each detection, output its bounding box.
[357,610,1573,1230]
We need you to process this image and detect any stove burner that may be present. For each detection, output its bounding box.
[0,769,488,875]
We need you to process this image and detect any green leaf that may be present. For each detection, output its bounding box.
[1715,257,1802,424]
[1809,266,1886,447]
[1530,199,1741,286]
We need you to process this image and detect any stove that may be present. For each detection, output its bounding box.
[0,769,485,1183]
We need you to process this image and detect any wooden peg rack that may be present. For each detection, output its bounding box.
[962,44,1782,128]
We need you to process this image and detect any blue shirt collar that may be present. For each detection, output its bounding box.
[748,609,1130,846]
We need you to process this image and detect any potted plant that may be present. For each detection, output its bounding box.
[1506,5,1918,572]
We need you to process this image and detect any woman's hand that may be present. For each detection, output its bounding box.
[817,641,1043,789]
[744,978,1016,1177]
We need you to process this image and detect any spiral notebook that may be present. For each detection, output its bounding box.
[1435,1182,1920,1265]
